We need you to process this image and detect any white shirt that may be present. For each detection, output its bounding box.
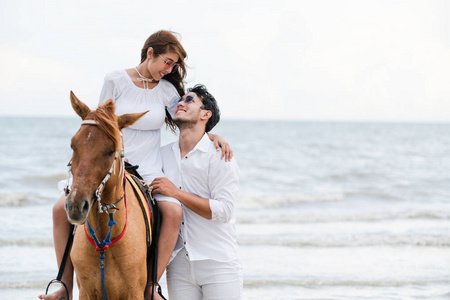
[98,70,179,185]
[161,134,241,262]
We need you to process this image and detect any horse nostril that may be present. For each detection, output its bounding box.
[82,200,90,214]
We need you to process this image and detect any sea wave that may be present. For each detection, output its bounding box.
[0,239,53,247]
[0,280,54,289]
[243,277,450,288]
[343,190,403,201]
[329,171,382,180]
[0,193,52,207]
[22,173,69,184]
[2,277,444,290]
[237,193,343,209]
[237,209,450,224]
[238,234,450,247]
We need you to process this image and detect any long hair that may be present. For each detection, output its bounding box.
[140,30,187,132]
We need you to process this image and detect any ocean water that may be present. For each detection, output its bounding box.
[0,117,449,300]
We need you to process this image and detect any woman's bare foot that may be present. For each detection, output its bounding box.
[38,285,72,300]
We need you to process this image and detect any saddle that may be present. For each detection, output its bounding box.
[124,162,164,299]
[125,171,153,245]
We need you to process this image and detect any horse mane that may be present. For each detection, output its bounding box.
[92,101,121,148]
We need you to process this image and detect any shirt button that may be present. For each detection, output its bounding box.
[184,242,186,245]
[179,186,182,189]
[185,156,188,159]
[182,222,184,225]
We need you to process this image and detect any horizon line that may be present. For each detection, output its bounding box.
[1,115,449,125]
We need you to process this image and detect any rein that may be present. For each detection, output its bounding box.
[44,225,75,299]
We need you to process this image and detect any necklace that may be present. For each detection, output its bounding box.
[134,67,154,89]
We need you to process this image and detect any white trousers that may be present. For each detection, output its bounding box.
[166,248,243,300]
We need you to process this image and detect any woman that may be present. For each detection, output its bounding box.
[40,30,232,300]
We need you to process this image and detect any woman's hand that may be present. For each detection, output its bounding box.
[208,133,233,161]
[150,177,179,197]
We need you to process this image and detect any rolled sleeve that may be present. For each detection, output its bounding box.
[208,155,240,223]
[209,198,226,222]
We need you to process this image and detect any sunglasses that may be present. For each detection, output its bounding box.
[176,95,206,110]
[176,95,195,104]
[158,54,179,73]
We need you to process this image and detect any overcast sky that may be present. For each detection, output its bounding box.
[1,0,449,122]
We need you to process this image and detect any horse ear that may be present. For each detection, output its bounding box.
[70,91,91,120]
[102,99,116,114]
[117,111,148,130]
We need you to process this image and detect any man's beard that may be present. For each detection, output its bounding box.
[174,117,197,129]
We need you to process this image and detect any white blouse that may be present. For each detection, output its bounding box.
[99,70,179,184]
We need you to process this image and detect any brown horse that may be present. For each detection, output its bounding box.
[65,91,149,299]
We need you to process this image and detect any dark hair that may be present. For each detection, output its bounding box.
[140,30,187,132]
[188,84,220,132]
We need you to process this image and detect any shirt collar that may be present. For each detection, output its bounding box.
[172,133,211,153]
[195,133,212,153]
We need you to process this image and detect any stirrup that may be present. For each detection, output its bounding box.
[45,279,70,300]
[152,282,167,300]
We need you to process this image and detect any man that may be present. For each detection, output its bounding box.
[150,84,242,300]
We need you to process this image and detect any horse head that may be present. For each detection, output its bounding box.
[65,91,147,225]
